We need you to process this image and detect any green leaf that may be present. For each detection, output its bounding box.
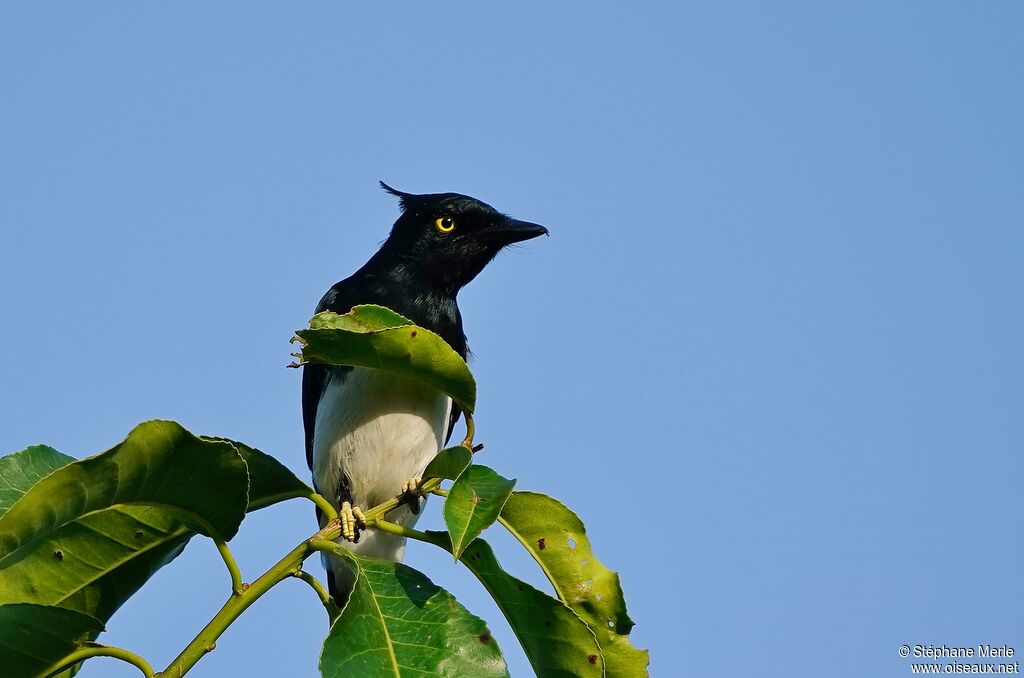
[500,492,650,677]
[0,428,313,637]
[320,548,509,678]
[443,465,515,560]
[0,420,248,550]
[0,504,192,623]
[309,304,413,332]
[0,603,103,678]
[0,422,249,629]
[442,535,604,678]
[294,305,477,413]
[203,436,314,511]
[0,445,75,516]
[423,445,473,482]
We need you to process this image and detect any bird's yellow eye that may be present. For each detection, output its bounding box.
[435,216,456,233]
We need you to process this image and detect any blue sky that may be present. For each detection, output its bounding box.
[2,3,1021,677]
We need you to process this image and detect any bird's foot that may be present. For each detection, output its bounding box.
[401,477,423,515]
[339,501,367,543]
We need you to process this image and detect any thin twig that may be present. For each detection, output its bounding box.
[43,643,155,678]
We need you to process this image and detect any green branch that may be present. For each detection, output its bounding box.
[157,479,445,677]
[159,540,312,676]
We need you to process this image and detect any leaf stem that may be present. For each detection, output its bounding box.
[213,538,245,595]
[176,511,245,596]
[461,411,475,449]
[291,568,337,615]
[307,491,339,522]
[370,518,448,548]
[45,642,154,678]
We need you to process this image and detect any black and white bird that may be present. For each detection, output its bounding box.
[303,182,547,602]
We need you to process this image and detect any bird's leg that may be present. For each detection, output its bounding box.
[339,501,367,543]
[400,477,423,515]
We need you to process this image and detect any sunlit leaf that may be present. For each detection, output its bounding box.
[443,465,515,560]
[500,492,650,676]
[309,304,412,332]
[320,547,509,678]
[0,445,74,516]
[422,445,472,482]
[293,305,476,413]
[0,603,102,678]
[434,534,604,677]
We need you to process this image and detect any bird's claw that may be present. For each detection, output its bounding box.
[401,477,423,515]
[339,501,367,543]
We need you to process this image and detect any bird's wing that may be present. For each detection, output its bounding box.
[302,362,327,471]
[303,280,358,472]
[445,403,462,446]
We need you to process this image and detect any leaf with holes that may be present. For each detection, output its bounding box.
[0,422,247,625]
[293,305,476,413]
[319,547,509,678]
[0,603,103,678]
[0,427,310,628]
[443,465,515,560]
[500,492,650,677]
[432,533,604,678]
[309,304,413,332]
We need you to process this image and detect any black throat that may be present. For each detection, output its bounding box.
[318,258,468,359]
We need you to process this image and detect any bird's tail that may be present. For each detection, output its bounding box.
[325,560,355,607]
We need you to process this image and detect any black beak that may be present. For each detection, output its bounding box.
[482,217,549,245]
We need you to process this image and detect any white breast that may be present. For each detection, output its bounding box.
[312,366,451,562]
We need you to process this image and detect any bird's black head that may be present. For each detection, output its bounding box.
[374,181,548,293]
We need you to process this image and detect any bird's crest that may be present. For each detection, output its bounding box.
[379,181,418,212]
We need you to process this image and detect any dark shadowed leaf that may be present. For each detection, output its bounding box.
[0,420,248,552]
[294,305,476,413]
[0,503,191,624]
[0,421,249,631]
[443,465,515,560]
[0,603,103,678]
[430,533,604,678]
[202,436,314,511]
[422,446,472,482]
[0,428,313,637]
[319,547,509,678]
[500,492,650,677]
[0,445,74,516]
